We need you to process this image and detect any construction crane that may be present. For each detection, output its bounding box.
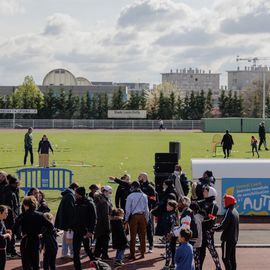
[236,56,270,67]
[236,56,270,119]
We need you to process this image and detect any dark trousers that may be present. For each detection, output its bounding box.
[0,250,6,270]
[146,218,154,248]
[200,231,222,270]
[21,237,40,270]
[168,236,177,266]
[43,248,57,270]
[258,137,267,150]
[6,233,16,255]
[222,241,237,270]
[94,234,110,259]
[223,147,230,158]
[73,232,94,270]
[24,146,33,165]
[251,144,259,157]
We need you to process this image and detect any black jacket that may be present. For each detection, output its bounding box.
[159,186,178,205]
[152,204,177,236]
[72,197,96,234]
[0,220,7,249]
[199,196,218,231]
[55,188,75,230]
[94,194,112,237]
[214,206,239,242]
[140,181,156,210]
[221,133,234,149]
[259,125,266,139]
[114,178,131,210]
[38,140,53,154]
[110,217,128,250]
[41,228,58,255]
[169,173,190,196]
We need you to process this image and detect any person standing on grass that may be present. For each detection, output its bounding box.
[159,119,165,130]
[0,205,12,270]
[213,194,239,270]
[251,136,260,158]
[221,130,234,158]
[24,127,34,166]
[38,135,54,167]
[258,122,269,151]
[125,181,149,260]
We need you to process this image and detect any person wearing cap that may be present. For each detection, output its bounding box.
[94,185,113,261]
[199,186,222,270]
[213,194,239,270]
[125,181,149,260]
[2,175,20,258]
[221,130,234,158]
[55,182,79,258]
[258,122,269,151]
[72,187,96,270]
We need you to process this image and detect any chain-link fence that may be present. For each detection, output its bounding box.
[0,119,202,130]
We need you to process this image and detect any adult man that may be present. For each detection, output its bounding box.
[169,164,190,198]
[24,127,34,166]
[221,130,234,158]
[159,119,164,130]
[258,122,269,151]
[125,181,149,260]
[72,187,96,270]
[55,182,79,258]
[138,172,156,253]
[0,171,8,202]
[213,194,239,270]
[94,186,113,260]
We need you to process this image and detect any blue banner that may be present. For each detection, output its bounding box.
[222,178,270,215]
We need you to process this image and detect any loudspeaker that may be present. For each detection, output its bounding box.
[169,141,180,160]
[154,162,176,173]
[155,153,178,163]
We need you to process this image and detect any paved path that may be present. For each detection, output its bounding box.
[6,247,270,270]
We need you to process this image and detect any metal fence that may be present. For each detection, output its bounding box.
[0,119,202,130]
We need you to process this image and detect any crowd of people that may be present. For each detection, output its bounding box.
[0,164,240,270]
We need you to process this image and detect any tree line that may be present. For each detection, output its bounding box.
[0,75,251,120]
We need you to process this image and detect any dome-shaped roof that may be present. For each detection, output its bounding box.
[76,77,92,86]
[42,68,77,86]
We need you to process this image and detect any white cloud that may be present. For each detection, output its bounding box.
[0,0,24,15]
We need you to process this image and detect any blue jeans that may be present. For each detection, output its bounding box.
[62,231,73,256]
[115,249,125,261]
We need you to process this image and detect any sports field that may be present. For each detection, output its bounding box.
[0,129,269,213]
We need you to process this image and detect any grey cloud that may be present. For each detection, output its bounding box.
[220,11,270,34]
[117,0,188,30]
[103,31,138,46]
[155,28,216,47]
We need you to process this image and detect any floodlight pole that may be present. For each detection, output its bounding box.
[13,112,15,129]
[263,69,266,119]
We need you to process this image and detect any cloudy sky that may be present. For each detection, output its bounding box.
[0,0,270,86]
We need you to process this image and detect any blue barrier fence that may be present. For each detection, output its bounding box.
[17,167,73,195]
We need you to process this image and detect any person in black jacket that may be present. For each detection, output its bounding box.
[42,212,58,270]
[55,182,79,258]
[221,130,234,158]
[199,186,222,270]
[0,205,11,270]
[110,208,128,266]
[258,122,269,151]
[213,194,239,270]
[38,135,54,167]
[159,179,178,205]
[14,196,54,270]
[72,187,97,270]
[138,172,156,253]
[0,172,8,204]
[2,175,20,257]
[169,164,189,197]
[109,174,131,211]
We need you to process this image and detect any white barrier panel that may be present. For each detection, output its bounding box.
[192,159,270,216]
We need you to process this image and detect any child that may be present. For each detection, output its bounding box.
[251,136,260,158]
[0,205,11,270]
[42,212,58,270]
[110,208,127,266]
[151,200,178,268]
[175,228,195,270]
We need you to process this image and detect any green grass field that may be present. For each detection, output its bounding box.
[0,130,269,213]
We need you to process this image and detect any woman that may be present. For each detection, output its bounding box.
[14,196,54,270]
[38,135,53,167]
